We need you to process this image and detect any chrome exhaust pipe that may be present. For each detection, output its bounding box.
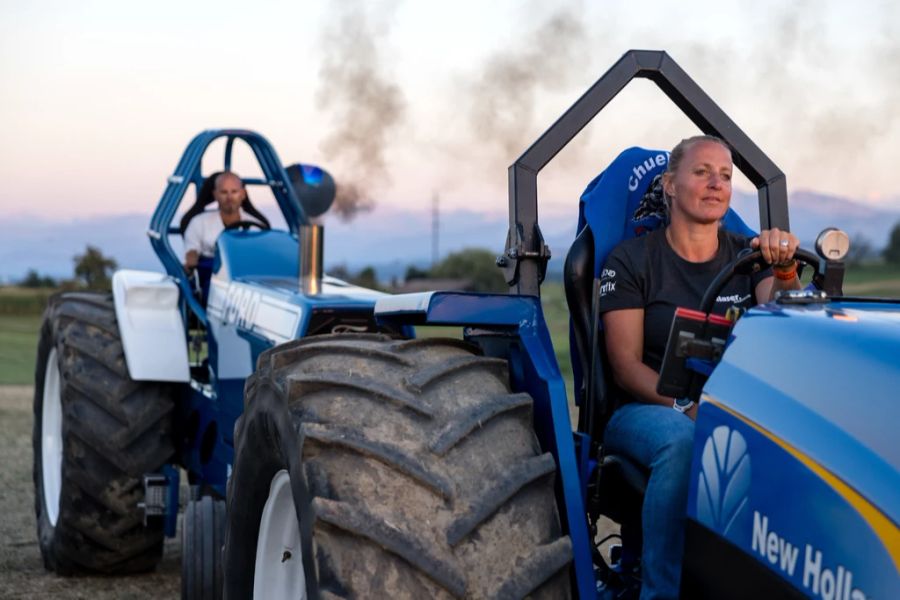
[299,224,323,295]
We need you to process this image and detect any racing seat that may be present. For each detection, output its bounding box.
[565,147,755,576]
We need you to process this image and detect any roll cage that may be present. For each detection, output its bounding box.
[146,129,306,321]
[502,49,791,296]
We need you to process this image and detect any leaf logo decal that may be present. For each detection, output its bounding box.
[696,425,751,536]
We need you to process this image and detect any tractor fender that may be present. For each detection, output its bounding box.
[112,269,190,382]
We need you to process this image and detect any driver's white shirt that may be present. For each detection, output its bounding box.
[183,209,246,258]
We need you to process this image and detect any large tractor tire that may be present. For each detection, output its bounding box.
[32,292,175,574]
[223,333,572,599]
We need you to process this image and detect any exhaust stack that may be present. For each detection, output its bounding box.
[299,224,324,295]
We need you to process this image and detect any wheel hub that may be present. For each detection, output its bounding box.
[254,469,306,599]
[41,348,63,527]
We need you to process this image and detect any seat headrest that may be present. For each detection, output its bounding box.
[577,147,670,278]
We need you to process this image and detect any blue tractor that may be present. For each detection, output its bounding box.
[31,129,393,595]
[33,50,899,599]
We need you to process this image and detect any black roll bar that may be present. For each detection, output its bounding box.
[501,49,790,296]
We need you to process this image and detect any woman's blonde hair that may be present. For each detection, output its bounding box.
[666,135,732,175]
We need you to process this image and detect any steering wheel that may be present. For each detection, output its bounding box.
[698,247,821,314]
[224,220,270,232]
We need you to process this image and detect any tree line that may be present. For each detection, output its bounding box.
[19,246,117,290]
[838,222,900,266]
[332,248,507,293]
[885,223,900,266]
[18,246,507,293]
[17,223,900,292]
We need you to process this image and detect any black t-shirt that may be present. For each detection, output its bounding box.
[597,227,771,375]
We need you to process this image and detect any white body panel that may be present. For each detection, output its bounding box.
[321,276,388,300]
[112,270,190,382]
[374,292,435,315]
[207,278,303,378]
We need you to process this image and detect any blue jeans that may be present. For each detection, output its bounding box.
[604,402,695,600]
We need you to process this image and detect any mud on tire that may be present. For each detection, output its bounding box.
[224,333,572,599]
[33,292,175,574]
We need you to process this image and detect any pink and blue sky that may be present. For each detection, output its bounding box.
[1,0,899,223]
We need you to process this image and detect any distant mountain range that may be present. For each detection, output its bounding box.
[729,190,900,248]
[2,190,898,284]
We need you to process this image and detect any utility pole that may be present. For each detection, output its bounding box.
[431,192,439,268]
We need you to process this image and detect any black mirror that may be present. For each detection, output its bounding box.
[285,163,336,218]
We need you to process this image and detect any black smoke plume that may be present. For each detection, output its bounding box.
[465,8,587,159]
[316,0,406,221]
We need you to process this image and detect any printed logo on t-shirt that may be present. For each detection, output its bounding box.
[599,269,616,297]
[716,293,751,305]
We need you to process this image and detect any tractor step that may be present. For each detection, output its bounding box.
[138,465,180,537]
[139,473,169,523]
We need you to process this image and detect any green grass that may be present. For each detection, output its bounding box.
[539,282,575,401]
[0,315,42,384]
[0,287,49,384]
[843,262,900,297]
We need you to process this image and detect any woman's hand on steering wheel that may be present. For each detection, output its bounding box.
[699,241,821,314]
[751,227,800,266]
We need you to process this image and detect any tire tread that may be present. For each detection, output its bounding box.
[225,333,572,598]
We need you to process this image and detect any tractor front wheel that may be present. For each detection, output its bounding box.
[33,292,175,574]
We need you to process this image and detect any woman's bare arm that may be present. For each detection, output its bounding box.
[602,308,677,408]
[755,273,802,304]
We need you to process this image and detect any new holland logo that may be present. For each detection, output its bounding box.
[696,425,751,536]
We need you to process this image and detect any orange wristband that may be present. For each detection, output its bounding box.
[774,262,797,280]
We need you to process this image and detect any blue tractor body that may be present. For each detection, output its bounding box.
[683,302,900,597]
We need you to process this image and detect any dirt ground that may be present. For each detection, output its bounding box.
[0,386,181,599]
[1,384,617,597]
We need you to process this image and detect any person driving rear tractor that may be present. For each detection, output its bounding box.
[183,171,253,271]
[597,135,802,599]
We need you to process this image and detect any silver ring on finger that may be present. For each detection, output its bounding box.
[779,239,789,247]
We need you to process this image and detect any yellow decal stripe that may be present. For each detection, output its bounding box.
[704,396,900,573]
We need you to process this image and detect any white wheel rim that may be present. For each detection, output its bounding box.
[254,469,306,599]
[41,347,63,527]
